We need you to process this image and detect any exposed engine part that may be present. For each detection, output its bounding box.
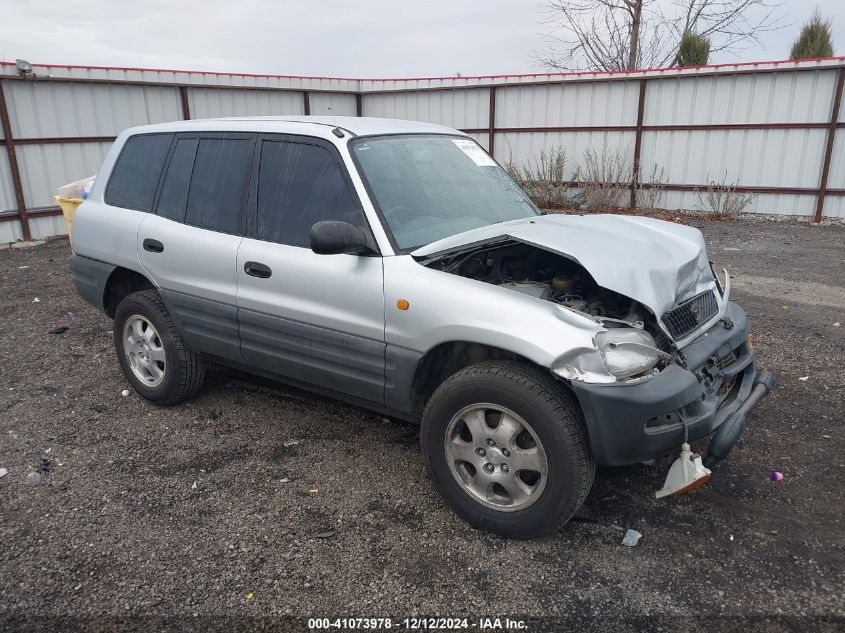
[499,280,550,300]
[421,239,677,359]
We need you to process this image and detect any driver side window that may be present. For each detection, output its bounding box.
[256,139,368,248]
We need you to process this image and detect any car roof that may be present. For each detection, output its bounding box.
[122,116,465,140]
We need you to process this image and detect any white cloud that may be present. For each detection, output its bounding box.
[0,0,841,77]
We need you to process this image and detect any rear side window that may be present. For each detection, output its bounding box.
[157,138,198,222]
[105,134,172,211]
[184,137,253,235]
[256,140,366,247]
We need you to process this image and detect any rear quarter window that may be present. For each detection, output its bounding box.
[105,134,173,211]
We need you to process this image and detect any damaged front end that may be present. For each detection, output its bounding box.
[415,214,774,472]
[416,234,682,384]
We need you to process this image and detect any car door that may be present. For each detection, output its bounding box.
[236,134,386,404]
[138,132,256,361]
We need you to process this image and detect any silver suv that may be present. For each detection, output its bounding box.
[69,116,774,537]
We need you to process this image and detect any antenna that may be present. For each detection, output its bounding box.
[328,105,344,138]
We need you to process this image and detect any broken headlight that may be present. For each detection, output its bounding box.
[595,329,662,379]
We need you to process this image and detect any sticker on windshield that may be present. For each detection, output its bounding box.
[452,139,496,166]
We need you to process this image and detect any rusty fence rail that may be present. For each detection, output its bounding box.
[1,57,844,241]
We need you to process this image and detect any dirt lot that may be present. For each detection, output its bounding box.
[1,218,843,631]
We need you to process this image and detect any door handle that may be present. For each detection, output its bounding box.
[143,238,164,253]
[244,261,272,278]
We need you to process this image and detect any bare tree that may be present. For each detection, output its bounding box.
[536,0,784,71]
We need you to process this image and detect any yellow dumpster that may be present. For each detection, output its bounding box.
[55,175,95,240]
[55,196,83,240]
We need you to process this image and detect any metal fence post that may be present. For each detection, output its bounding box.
[179,86,191,120]
[488,86,497,156]
[0,80,31,241]
[356,93,363,117]
[815,67,845,222]
[303,91,311,116]
[629,78,647,209]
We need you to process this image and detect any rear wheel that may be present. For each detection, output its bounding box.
[421,361,594,538]
[113,290,205,405]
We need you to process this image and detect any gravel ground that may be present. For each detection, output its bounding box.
[1,219,843,632]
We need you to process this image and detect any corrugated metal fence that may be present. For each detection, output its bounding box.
[1,57,844,243]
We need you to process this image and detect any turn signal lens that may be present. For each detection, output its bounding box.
[396,299,409,311]
[747,334,753,348]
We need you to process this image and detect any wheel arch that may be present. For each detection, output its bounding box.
[401,340,569,418]
[103,267,156,318]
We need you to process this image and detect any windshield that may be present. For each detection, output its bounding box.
[350,134,539,251]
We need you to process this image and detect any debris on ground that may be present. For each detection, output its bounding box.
[121,389,129,397]
[834,322,841,327]
[245,592,254,601]
[306,488,318,496]
[0,467,8,478]
[208,410,223,420]
[622,529,642,547]
[280,478,289,483]
[283,439,299,448]
[32,298,40,303]
[38,456,53,472]
[771,471,785,481]
[312,530,336,539]
[798,376,809,381]
[23,472,42,487]
[191,481,198,490]
[49,326,69,335]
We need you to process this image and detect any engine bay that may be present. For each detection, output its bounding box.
[420,239,674,352]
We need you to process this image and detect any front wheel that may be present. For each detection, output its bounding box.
[421,361,595,538]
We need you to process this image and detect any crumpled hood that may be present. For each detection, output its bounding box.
[413,213,716,318]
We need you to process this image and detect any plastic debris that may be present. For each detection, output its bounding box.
[0,467,8,478]
[834,322,841,327]
[306,488,318,496]
[729,534,735,541]
[49,326,69,335]
[39,456,53,472]
[283,439,299,448]
[621,529,642,547]
[32,298,40,303]
[23,471,42,487]
[312,530,336,539]
[191,481,198,489]
[18,265,29,269]
[798,376,809,381]
[121,389,130,397]
[770,471,784,481]
[280,478,289,483]
[245,592,254,601]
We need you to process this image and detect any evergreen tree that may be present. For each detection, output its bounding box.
[674,32,710,67]
[790,12,834,60]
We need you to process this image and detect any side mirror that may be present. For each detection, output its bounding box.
[310,221,374,255]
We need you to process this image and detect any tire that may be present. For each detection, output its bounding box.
[113,289,205,406]
[421,361,595,538]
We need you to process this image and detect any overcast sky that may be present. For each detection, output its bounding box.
[1,0,843,77]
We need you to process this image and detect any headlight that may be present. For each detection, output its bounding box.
[595,329,662,379]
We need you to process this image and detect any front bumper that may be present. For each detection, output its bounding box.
[571,302,774,466]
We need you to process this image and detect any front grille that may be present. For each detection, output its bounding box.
[662,290,718,339]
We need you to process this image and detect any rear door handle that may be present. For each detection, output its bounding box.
[143,238,164,253]
[244,261,272,278]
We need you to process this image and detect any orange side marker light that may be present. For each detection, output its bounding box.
[396,299,410,311]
